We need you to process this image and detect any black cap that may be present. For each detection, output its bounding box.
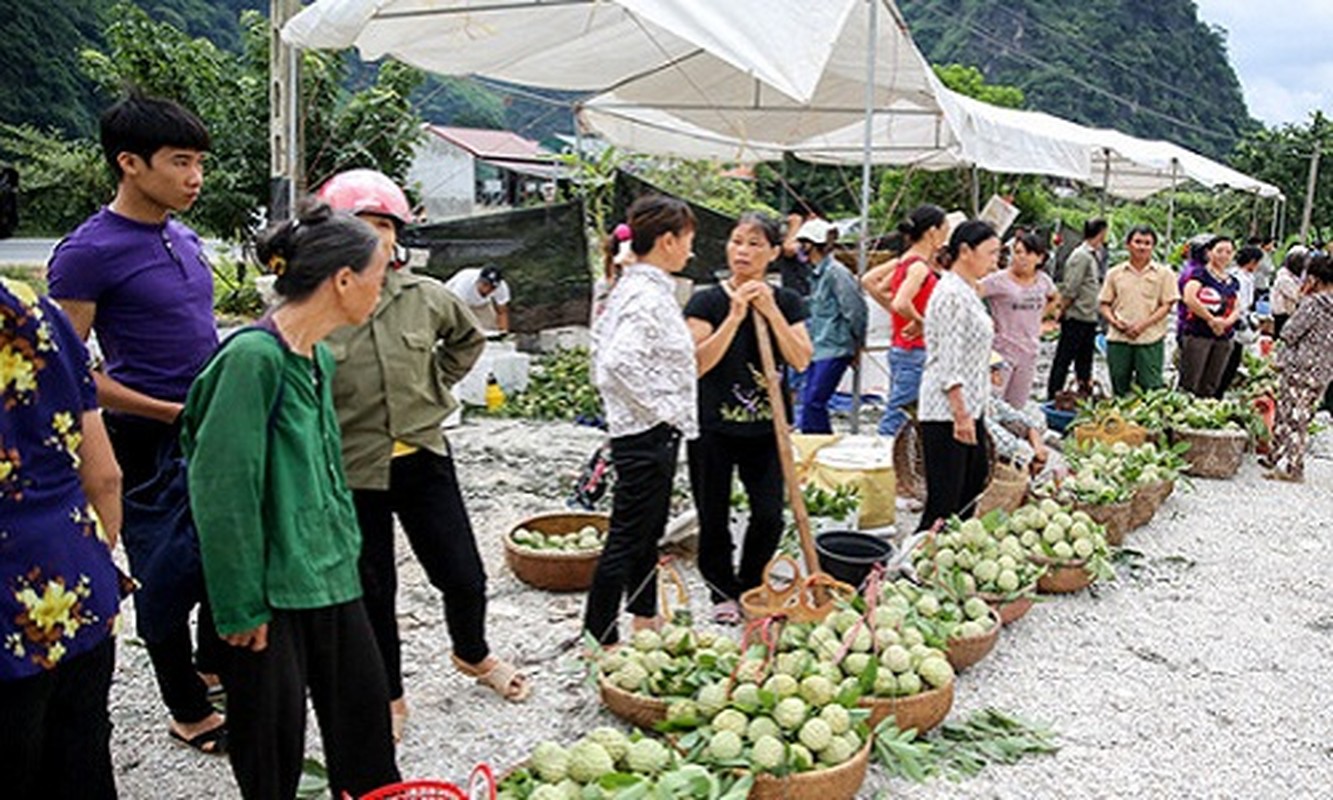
[480,265,503,285]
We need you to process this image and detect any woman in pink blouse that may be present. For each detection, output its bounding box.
[979,231,1059,408]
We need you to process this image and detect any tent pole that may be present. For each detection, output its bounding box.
[1300,143,1321,244]
[1166,158,1178,248]
[1270,197,1280,241]
[1099,148,1111,216]
[970,166,980,216]
[850,0,879,436]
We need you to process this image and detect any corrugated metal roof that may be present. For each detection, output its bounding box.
[424,125,550,162]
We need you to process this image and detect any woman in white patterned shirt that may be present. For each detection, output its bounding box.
[584,195,699,645]
[916,220,1000,531]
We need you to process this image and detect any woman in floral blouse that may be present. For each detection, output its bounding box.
[584,194,698,645]
[0,277,124,798]
[916,220,1000,531]
[1264,252,1333,482]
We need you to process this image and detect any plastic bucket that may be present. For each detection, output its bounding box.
[815,531,894,589]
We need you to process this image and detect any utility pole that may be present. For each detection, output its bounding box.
[1299,143,1321,244]
[270,0,303,221]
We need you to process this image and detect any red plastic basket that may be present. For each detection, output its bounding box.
[358,766,495,800]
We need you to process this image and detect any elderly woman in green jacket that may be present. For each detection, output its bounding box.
[318,170,529,746]
[183,203,398,799]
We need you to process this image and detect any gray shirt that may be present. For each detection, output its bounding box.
[1060,242,1102,323]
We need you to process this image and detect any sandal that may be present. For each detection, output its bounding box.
[169,723,228,756]
[451,654,531,703]
[1263,469,1303,483]
[389,698,409,744]
[712,601,742,626]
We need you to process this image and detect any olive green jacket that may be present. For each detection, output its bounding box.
[326,268,485,489]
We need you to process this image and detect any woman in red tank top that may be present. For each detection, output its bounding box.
[864,204,950,438]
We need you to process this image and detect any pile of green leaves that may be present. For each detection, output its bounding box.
[802,483,860,520]
[874,708,1059,782]
[1229,350,1278,403]
[495,347,603,422]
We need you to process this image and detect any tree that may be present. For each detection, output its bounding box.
[933,64,1024,109]
[1231,112,1333,242]
[4,3,425,240]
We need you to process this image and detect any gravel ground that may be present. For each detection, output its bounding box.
[109,413,1333,799]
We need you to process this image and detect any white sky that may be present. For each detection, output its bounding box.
[1194,0,1333,127]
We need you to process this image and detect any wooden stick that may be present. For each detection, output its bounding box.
[751,311,820,575]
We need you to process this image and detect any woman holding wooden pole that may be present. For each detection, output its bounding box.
[683,212,813,624]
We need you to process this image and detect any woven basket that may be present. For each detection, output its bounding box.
[858,680,954,732]
[503,511,609,592]
[945,608,1002,671]
[1072,499,1133,546]
[749,737,873,800]
[597,676,669,729]
[976,461,1030,517]
[1173,427,1247,479]
[739,556,856,623]
[892,422,926,502]
[978,592,1035,626]
[1072,412,1149,447]
[1128,479,1175,529]
[1031,555,1093,594]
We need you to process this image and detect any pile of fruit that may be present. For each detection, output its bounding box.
[875,579,999,649]
[999,501,1115,581]
[1063,440,1187,491]
[1073,389,1265,439]
[598,625,740,699]
[497,727,754,799]
[911,517,1045,600]
[510,524,606,553]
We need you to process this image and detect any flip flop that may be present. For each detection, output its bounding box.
[168,723,228,756]
[390,703,409,744]
[712,600,742,625]
[451,654,532,703]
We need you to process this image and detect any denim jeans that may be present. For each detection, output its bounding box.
[798,356,853,434]
[878,346,926,437]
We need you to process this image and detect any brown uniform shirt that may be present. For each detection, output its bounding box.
[1098,260,1180,344]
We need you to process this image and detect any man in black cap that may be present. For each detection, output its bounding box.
[445,263,511,332]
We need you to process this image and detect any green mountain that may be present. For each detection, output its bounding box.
[898,0,1255,159]
[3,0,1254,157]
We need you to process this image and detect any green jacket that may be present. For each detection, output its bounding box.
[1060,242,1102,323]
[182,329,362,636]
[325,268,485,490]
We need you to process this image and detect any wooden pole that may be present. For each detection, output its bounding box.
[752,312,820,575]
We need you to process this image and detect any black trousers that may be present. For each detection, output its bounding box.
[1214,340,1244,399]
[105,413,221,724]
[353,449,489,700]
[1047,318,1098,399]
[219,601,399,800]
[917,418,990,532]
[583,424,681,645]
[0,637,117,799]
[687,430,784,603]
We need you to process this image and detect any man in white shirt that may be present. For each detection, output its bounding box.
[445,264,511,332]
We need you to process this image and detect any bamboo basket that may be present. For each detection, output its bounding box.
[1072,499,1133,546]
[1172,427,1247,479]
[978,591,1035,626]
[945,608,1003,671]
[503,511,609,592]
[1031,555,1094,594]
[1072,412,1149,447]
[892,422,927,502]
[1128,479,1175,529]
[858,681,954,732]
[739,556,856,623]
[597,676,669,729]
[975,461,1030,517]
[749,737,873,800]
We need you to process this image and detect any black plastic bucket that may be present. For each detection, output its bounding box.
[814,531,895,589]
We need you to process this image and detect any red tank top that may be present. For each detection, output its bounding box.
[888,253,937,349]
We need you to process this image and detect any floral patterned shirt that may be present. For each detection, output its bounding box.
[919,271,994,423]
[1276,292,1333,389]
[0,277,119,680]
[592,263,699,440]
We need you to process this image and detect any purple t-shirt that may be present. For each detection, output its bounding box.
[980,269,1056,360]
[48,208,218,402]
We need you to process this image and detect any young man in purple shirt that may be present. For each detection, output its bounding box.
[48,94,226,755]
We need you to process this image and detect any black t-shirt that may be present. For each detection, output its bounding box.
[773,253,812,299]
[684,284,808,436]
